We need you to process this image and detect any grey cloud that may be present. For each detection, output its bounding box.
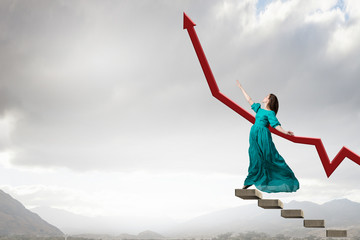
[0,0,359,180]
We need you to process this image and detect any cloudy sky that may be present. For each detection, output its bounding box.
[0,0,360,235]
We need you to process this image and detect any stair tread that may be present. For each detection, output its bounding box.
[326,229,347,237]
[304,219,325,228]
[258,199,283,209]
[281,209,304,218]
[235,189,262,200]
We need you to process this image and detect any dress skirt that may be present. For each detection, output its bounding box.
[244,124,299,193]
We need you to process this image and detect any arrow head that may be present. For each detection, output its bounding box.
[183,12,196,30]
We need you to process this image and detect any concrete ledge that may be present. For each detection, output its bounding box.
[303,219,325,228]
[235,189,262,200]
[258,199,283,209]
[281,209,304,218]
[326,230,347,237]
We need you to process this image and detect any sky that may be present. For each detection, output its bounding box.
[0,0,360,235]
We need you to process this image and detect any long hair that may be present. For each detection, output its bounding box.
[268,93,279,115]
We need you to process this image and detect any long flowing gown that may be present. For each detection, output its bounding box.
[244,103,299,193]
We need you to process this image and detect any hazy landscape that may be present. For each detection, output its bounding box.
[1,188,360,239]
[30,198,360,238]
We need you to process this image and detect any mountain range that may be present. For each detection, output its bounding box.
[31,196,360,238]
[0,189,63,237]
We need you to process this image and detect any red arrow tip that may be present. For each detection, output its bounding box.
[183,12,196,30]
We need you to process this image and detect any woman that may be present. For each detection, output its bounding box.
[236,80,299,193]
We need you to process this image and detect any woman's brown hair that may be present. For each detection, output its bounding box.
[268,93,279,115]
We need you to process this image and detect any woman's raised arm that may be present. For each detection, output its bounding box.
[236,80,254,105]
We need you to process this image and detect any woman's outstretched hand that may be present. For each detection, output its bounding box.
[236,80,242,89]
[275,125,294,136]
[287,131,294,136]
[236,81,254,105]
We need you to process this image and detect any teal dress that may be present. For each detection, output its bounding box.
[244,103,299,193]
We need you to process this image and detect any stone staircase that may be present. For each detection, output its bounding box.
[235,189,347,238]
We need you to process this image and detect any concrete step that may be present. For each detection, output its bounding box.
[281,209,304,218]
[258,199,283,209]
[326,230,347,238]
[303,219,325,228]
[235,189,262,200]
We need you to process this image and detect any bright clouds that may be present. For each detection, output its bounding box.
[1,170,244,221]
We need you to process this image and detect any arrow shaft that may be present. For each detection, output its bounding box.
[185,27,220,95]
[185,26,255,124]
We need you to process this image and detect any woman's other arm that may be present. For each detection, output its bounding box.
[275,125,294,136]
[236,80,254,105]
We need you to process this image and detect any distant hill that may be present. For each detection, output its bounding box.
[31,206,98,234]
[0,189,63,236]
[137,230,165,239]
[32,206,177,235]
[72,230,165,240]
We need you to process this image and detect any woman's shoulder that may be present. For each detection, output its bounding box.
[251,103,262,113]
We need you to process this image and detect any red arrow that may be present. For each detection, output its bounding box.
[183,12,360,178]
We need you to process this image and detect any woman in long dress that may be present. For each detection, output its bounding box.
[236,80,299,193]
